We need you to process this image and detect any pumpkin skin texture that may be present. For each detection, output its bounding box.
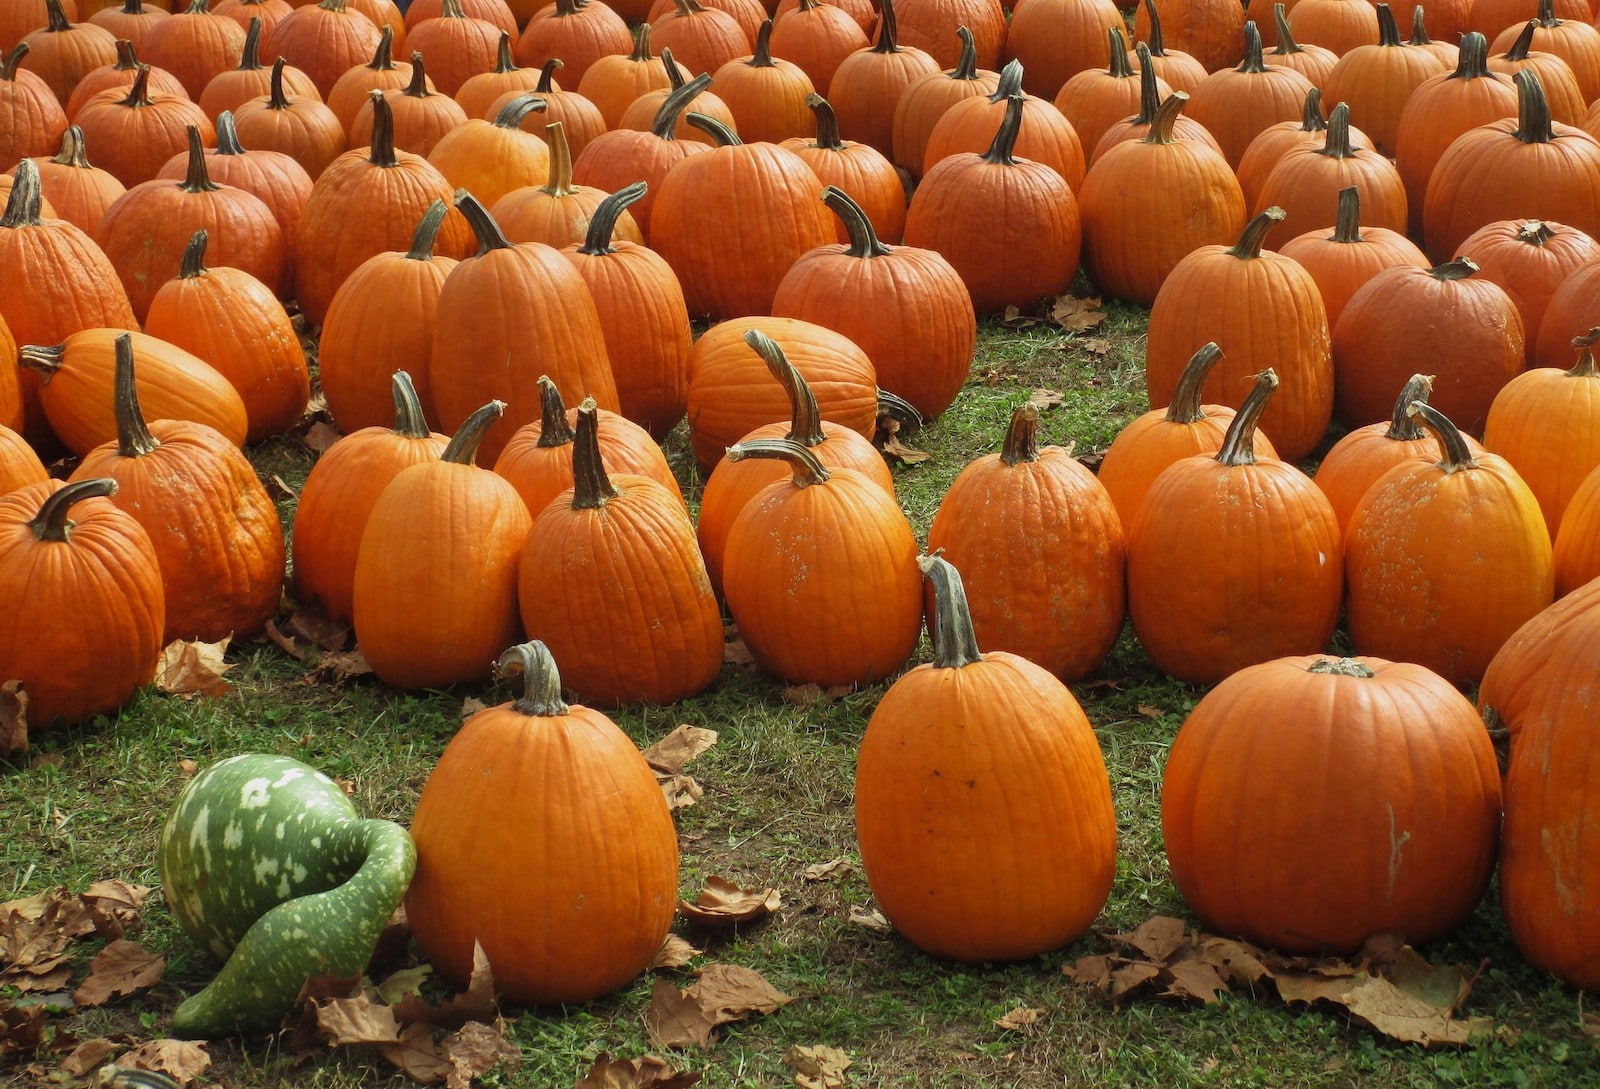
[890,26,1000,182]
[0,476,164,728]
[0,424,48,493]
[1276,184,1430,335]
[824,0,940,159]
[783,93,909,248]
[926,403,1126,683]
[1132,0,1244,76]
[1126,370,1343,686]
[1161,654,1502,955]
[721,438,923,688]
[407,641,679,1005]
[854,555,1117,963]
[1319,3,1448,158]
[1184,21,1316,171]
[1553,464,1600,593]
[935,59,1084,191]
[1345,401,1554,685]
[1463,219,1600,370]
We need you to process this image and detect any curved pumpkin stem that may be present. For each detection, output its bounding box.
[988,58,1024,104]
[118,64,155,109]
[1407,5,1434,47]
[918,552,984,669]
[403,51,439,99]
[389,371,432,438]
[877,388,922,433]
[29,477,119,544]
[1431,255,1479,281]
[2,157,46,228]
[1513,68,1554,144]
[493,92,548,129]
[214,110,247,155]
[983,94,1024,165]
[951,25,979,80]
[872,0,903,52]
[1141,90,1189,145]
[440,400,507,466]
[540,122,577,196]
[180,126,220,192]
[569,400,619,510]
[178,228,210,280]
[1166,342,1224,424]
[1133,43,1161,123]
[498,641,570,716]
[44,0,72,32]
[822,185,891,259]
[750,19,777,68]
[536,58,563,94]
[686,111,740,145]
[488,31,518,75]
[264,57,297,109]
[1104,28,1133,79]
[1374,3,1402,46]
[999,402,1041,466]
[49,124,95,169]
[1568,327,1600,377]
[1330,185,1362,243]
[1271,3,1307,58]
[239,16,265,71]
[1504,20,1538,63]
[1143,0,1170,56]
[1315,102,1358,159]
[745,329,826,447]
[534,375,576,448]
[1237,20,1268,73]
[1297,87,1328,133]
[1228,207,1284,258]
[630,23,655,62]
[577,180,646,256]
[804,92,846,150]
[1215,369,1279,467]
[725,436,831,486]
[1406,400,1478,472]
[1383,373,1434,441]
[455,190,514,255]
[406,199,450,261]
[367,91,400,167]
[0,44,27,84]
[651,71,713,140]
[112,331,160,458]
[17,342,68,383]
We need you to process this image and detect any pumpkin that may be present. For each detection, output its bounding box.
[1185,21,1315,170]
[1263,2,1339,88]
[13,123,125,236]
[1320,3,1448,158]
[1405,5,1459,67]
[854,553,1117,961]
[141,0,249,101]
[1253,101,1409,251]
[213,0,290,47]
[1132,0,1243,75]
[1053,29,1163,164]
[578,23,691,130]
[406,641,678,1004]
[614,51,736,148]
[455,31,537,119]
[1094,50,1225,157]
[1460,218,1600,368]
[159,753,416,1037]
[348,51,468,159]
[890,25,999,180]
[934,57,1085,188]
[1132,0,1209,92]
[1161,654,1501,954]
[1553,461,1600,592]
[490,121,640,249]
[406,0,514,32]
[231,56,347,181]
[1286,0,1378,55]
[1488,0,1600,101]
[766,0,868,93]
[1486,21,1586,129]
[72,64,215,187]
[269,0,383,99]
[1234,87,1375,215]
[782,92,907,245]
[197,14,319,119]
[651,0,752,76]
[0,43,69,172]
[891,0,1005,71]
[1276,184,1430,334]
[406,0,500,96]
[325,25,415,139]
[425,92,550,209]
[63,36,186,120]
[0,476,164,727]
[714,19,816,144]
[19,0,118,105]
[0,422,48,493]
[823,0,939,158]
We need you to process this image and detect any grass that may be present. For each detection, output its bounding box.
[4,303,1599,1088]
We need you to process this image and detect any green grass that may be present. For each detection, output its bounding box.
[4,310,1598,1088]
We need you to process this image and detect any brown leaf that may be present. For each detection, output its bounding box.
[650,934,703,970]
[395,941,497,1028]
[268,473,298,502]
[780,683,852,708]
[0,1003,46,1054]
[1,679,27,757]
[315,992,402,1047]
[877,418,930,465]
[784,1043,851,1089]
[1197,936,1272,987]
[8,960,71,992]
[307,648,374,686]
[643,725,719,774]
[644,979,719,1051]
[678,877,781,928]
[801,859,851,883]
[285,605,351,652]
[1113,916,1188,963]
[1274,970,1358,1006]
[380,1022,452,1085]
[1135,704,1167,720]
[177,758,198,779]
[1109,961,1163,1001]
[723,637,756,669]
[461,696,489,719]
[1078,337,1112,356]
[846,906,891,933]
[1161,951,1229,1004]
[154,637,234,697]
[302,420,342,455]
[690,963,793,1019]
[999,305,1041,329]
[574,1051,703,1088]
[2,888,95,977]
[59,1037,119,1076]
[657,774,704,811]
[1026,388,1064,411]
[71,940,164,1007]
[116,1039,211,1087]
[441,1017,521,1089]
[994,1007,1045,1032]
[264,618,310,661]
[1050,294,1107,333]
[1061,953,1116,989]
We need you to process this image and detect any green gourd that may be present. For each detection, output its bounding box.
[159,753,416,1038]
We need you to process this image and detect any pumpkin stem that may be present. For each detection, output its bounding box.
[1330,185,1362,242]
[1237,20,1267,73]
[404,52,435,98]
[919,553,984,669]
[1165,342,1224,424]
[951,25,978,80]
[577,180,646,255]
[651,71,713,140]
[1430,255,1479,281]
[534,375,576,447]
[498,641,570,717]
[1408,5,1434,46]
[455,190,515,255]
[540,121,576,196]
[0,43,27,83]
[664,48,686,91]
[1215,369,1278,467]
[1133,43,1161,123]
[872,0,901,52]
[569,400,619,510]
[822,185,891,259]
[1504,20,1538,63]
[493,92,548,129]
[877,388,922,432]
[389,371,432,438]
[28,477,119,544]
[629,23,654,62]
[1315,101,1357,159]
[111,331,160,458]
[1383,373,1434,441]
[1271,3,1304,57]
[405,199,449,261]
[1374,3,1402,46]
[986,59,1023,105]
[367,24,397,70]
[1452,32,1495,80]
[50,124,94,168]
[536,58,563,94]
[744,329,827,447]
[118,64,154,108]
[1568,327,1600,378]
[1228,207,1284,259]
[488,31,517,74]
[1406,400,1478,472]
[440,400,507,465]
[178,228,210,279]
[181,126,220,192]
[1,157,46,228]
[1143,0,1169,55]
[239,16,264,70]
[1105,28,1133,79]
[982,94,1024,165]
[1306,657,1376,678]
[804,92,845,150]
[367,90,400,167]
[686,111,741,145]
[553,0,578,15]
[1516,219,1553,247]
[267,57,294,109]
[724,436,831,486]
[750,19,776,67]
[1141,90,1189,145]
[214,110,246,154]
[1000,402,1040,466]
[17,342,67,384]
[45,0,72,33]
[1298,87,1327,132]
[1513,68,1554,144]
[1537,0,1558,25]
[672,0,707,14]
[111,38,140,72]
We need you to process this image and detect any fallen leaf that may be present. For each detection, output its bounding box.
[1,679,27,757]
[268,473,298,502]
[375,965,433,1007]
[394,941,497,1028]
[690,963,793,1019]
[381,1022,452,1085]
[1062,953,1115,989]
[115,1040,211,1087]
[573,1051,703,1088]
[263,618,309,661]
[999,305,1041,330]
[177,758,198,779]
[723,638,756,669]
[1050,294,1107,333]
[154,637,234,698]
[7,960,71,993]
[1114,916,1188,963]
[315,991,402,1047]
[846,906,891,933]
[785,1043,851,1088]
[1161,952,1229,1005]
[780,683,852,708]
[306,648,374,686]
[72,940,164,1007]
[58,1037,118,1076]
[301,420,342,455]
[1026,388,1064,411]
[643,726,718,774]
[284,606,351,652]
[0,1003,45,1054]
[1078,337,1112,356]
[802,859,851,883]
[876,418,930,465]
[651,934,703,970]
[678,877,781,928]
[657,774,704,811]
[461,696,489,719]
[994,1007,1045,1032]
[644,979,719,1051]
[441,1017,521,1089]
[1197,936,1271,988]
[1136,704,1167,720]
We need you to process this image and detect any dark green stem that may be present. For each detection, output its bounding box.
[1166,343,1223,423]
[918,553,984,669]
[29,478,119,543]
[440,400,507,465]
[1215,369,1278,467]
[500,641,571,716]
[569,400,618,510]
[822,185,891,258]
[577,181,647,256]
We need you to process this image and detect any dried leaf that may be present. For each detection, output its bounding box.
[678,877,781,927]
[801,859,851,883]
[657,774,704,811]
[301,420,342,455]
[999,305,1041,329]
[375,965,433,1007]
[1197,936,1272,987]
[1135,704,1167,720]
[644,979,719,1051]
[723,637,756,668]
[314,992,402,1047]
[394,941,497,1028]
[846,906,891,933]
[263,618,310,661]
[780,683,852,708]
[1161,952,1229,1005]
[284,606,351,652]
[690,963,793,1019]
[9,960,71,992]
[154,637,234,697]
[461,696,489,719]
[268,473,298,501]
[441,1017,521,1089]
[1050,295,1107,333]
[59,1037,118,1076]
[381,1022,452,1085]
[651,934,703,970]
[306,648,374,686]
[177,758,198,779]
[1,679,27,757]
[573,1051,703,1088]
[1113,916,1188,963]
[643,726,719,774]
[784,1043,851,1089]
[994,1007,1044,1032]
[1079,337,1112,356]
[1110,961,1163,1001]
[1026,389,1064,411]
[71,940,164,1007]
[0,1003,45,1054]
[1062,953,1116,989]
[115,1040,211,1087]
[2,888,95,980]
[876,418,930,465]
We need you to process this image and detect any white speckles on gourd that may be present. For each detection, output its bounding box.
[239,778,272,808]
[254,858,280,883]
[223,822,243,848]
[272,767,307,788]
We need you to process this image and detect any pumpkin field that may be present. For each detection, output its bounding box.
[7,0,1600,1084]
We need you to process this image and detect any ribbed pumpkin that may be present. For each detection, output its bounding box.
[578,23,690,130]
[19,0,118,105]
[142,229,308,441]
[213,0,289,47]
[1052,30,1161,164]
[347,51,468,158]
[1253,101,1409,250]
[69,332,283,643]
[1333,257,1524,434]
[140,0,248,100]
[1487,0,1600,102]
[14,123,124,235]
[454,32,537,120]
[1480,568,1600,755]
[406,640,678,1005]
[490,123,639,249]
[926,402,1126,682]
[0,43,69,172]
[1460,218,1600,367]
[515,402,721,708]
[824,0,938,157]
[0,423,47,492]
[614,51,735,149]
[425,93,550,209]
[1000,0,1123,98]
[230,57,347,181]
[767,0,868,93]
[1133,0,1224,84]
[1482,326,1600,536]
[1277,185,1429,333]
[0,476,165,727]
[855,554,1116,962]
[1286,0,1378,55]
[1346,399,1553,684]
[406,0,500,96]
[892,0,1005,71]
[325,25,414,139]
[713,19,816,144]
[1319,3,1448,157]
[352,400,532,688]
[903,94,1080,316]
[1486,21,1586,128]
[64,37,186,120]
[889,25,999,179]
[1,1,73,52]
[1097,342,1277,527]
[0,310,24,432]
[1553,461,1600,592]
[782,93,906,245]
[1184,21,1315,170]
[559,182,692,439]
[488,60,607,159]
[197,15,318,119]
[405,0,514,32]
[269,0,382,99]
[1233,87,1373,214]
[72,64,215,187]
[1126,370,1343,685]
[293,371,447,624]
[429,192,619,464]
[651,0,751,76]
[1262,3,1339,88]
[721,436,922,687]
[89,0,172,51]
[1145,208,1333,462]
[19,327,249,454]
[934,57,1085,189]
[1405,5,1459,67]
[1161,654,1501,954]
